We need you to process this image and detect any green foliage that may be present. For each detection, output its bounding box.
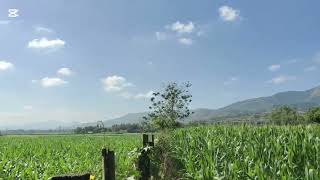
[0,134,141,179]
[144,82,193,130]
[74,123,144,134]
[149,133,183,179]
[269,106,304,125]
[170,125,320,179]
[306,107,320,123]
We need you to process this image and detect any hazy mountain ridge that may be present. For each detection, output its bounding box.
[2,86,320,130]
[101,85,320,126]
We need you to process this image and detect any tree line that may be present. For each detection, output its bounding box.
[268,106,320,125]
[73,123,152,134]
[74,82,320,134]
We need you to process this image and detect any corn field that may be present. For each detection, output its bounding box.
[1,126,320,180]
[171,125,320,179]
[0,134,141,179]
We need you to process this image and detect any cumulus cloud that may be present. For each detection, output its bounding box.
[224,77,239,85]
[120,91,154,100]
[219,6,240,22]
[57,68,73,76]
[268,75,296,85]
[156,21,201,46]
[155,32,167,40]
[268,64,281,71]
[27,38,65,49]
[0,61,14,71]
[101,75,133,92]
[178,38,193,45]
[168,21,195,34]
[41,77,68,87]
[134,91,154,99]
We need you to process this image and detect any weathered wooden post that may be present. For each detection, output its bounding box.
[143,134,155,147]
[138,134,155,180]
[150,135,154,147]
[143,134,148,146]
[102,148,115,180]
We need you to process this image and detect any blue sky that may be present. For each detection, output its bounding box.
[0,0,319,127]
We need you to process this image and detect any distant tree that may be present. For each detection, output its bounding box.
[306,107,320,123]
[269,106,303,125]
[144,82,193,130]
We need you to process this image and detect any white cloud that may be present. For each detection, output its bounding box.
[219,6,240,22]
[268,64,281,71]
[27,38,65,49]
[57,68,73,76]
[268,75,296,85]
[23,105,33,110]
[31,80,38,83]
[178,38,193,45]
[41,77,68,87]
[0,61,14,71]
[168,21,195,34]
[134,91,154,99]
[155,32,167,40]
[224,77,238,85]
[120,91,154,100]
[101,75,133,92]
[304,66,317,72]
[101,75,152,100]
[34,26,53,33]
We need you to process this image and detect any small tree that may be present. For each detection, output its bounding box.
[269,106,302,125]
[144,82,193,130]
[306,107,320,123]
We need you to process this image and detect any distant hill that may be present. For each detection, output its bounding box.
[215,85,320,115]
[102,112,148,127]
[4,85,319,130]
[100,85,320,126]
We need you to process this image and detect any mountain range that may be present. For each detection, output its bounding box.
[2,85,320,130]
[100,85,320,126]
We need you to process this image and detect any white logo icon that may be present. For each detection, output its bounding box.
[8,9,19,18]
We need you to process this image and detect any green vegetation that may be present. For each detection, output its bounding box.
[306,107,320,123]
[74,123,145,134]
[164,125,320,179]
[268,106,320,125]
[268,106,304,125]
[144,82,193,130]
[1,125,320,179]
[0,134,141,179]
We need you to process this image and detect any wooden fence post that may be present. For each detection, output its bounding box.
[102,148,115,180]
[150,135,154,147]
[138,134,155,180]
[143,134,148,146]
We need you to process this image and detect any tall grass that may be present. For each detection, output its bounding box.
[0,135,141,179]
[171,125,320,179]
